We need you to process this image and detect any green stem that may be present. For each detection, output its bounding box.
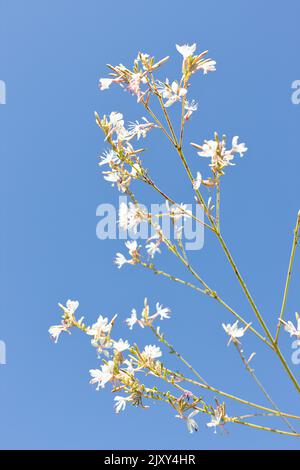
[275,211,300,343]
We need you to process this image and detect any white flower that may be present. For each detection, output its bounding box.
[184,99,198,121]
[206,404,226,433]
[125,240,138,256]
[157,80,187,107]
[154,302,171,320]
[99,149,120,166]
[114,395,129,413]
[125,308,144,329]
[66,299,79,314]
[167,202,191,221]
[176,410,199,434]
[193,134,247,174]
[186,410,199,433]
[119,202,129,230]
[127,118,155,140]
[176,43,196,59]
[127,73,147,102]
[222,320,249,345]
[89,361,114,390]
[113,338,130,352]
[280,314,300,338]
[109,111,124,127]
[99,78,114,90]
[106,112,128,141]
[87,315,111,338]
[198,139,219,158]
[192,172,202,190]
[89,369,103,390]
[58,299,79,317]
[118,202,147,233]
[123,359,135,374]
[206,413,222,433]
[114,252,130,269]
[145,241,161,258]
[49,325,70,343]
[142,344,162,360]
[231,136,248,157]
[199,59,216,74]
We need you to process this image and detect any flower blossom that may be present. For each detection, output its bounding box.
[89,361,115,390]
[49,299,80,343]
[145,241,161,258]
[176,410,199,434]
[142,345,162,360]
[222,320,250,345]
[191,134,247,175]
[280,313,300,338]
[125,299,171,329]
[127,118,156,140]
[206,403,227,433]
[87,315,111,338]
[176,43,197,59]
[192,172,202,190]
[113,338,130,353]
[126,308,144,329]
[118,201,148,233]
[49,324,71,343]
[114,395,131,413]
[99,149,120,167]
[157,79,187,107]
[184,100,198,121]
[114,240,140,269]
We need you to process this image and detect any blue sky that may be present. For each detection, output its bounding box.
[1,0,300,450]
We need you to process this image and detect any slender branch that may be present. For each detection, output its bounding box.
[139,261,272,347]
[275,211,300,343]
[234,342,296,434]
[149,324,208,386]
[215,176,221,232]
[180,375,300,421]
[230,419,300,437]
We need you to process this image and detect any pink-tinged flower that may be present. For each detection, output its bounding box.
[127,73,147,102]
[184,100,198,121]
[191,134,247,175]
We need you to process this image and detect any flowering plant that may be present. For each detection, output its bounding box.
[50,43,300,438]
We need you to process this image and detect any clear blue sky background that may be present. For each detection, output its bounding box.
[1,0,300,450]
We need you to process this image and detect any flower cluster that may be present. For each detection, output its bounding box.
[125,298,171,329]
[49,42,300,440]
[191,133,247,176]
